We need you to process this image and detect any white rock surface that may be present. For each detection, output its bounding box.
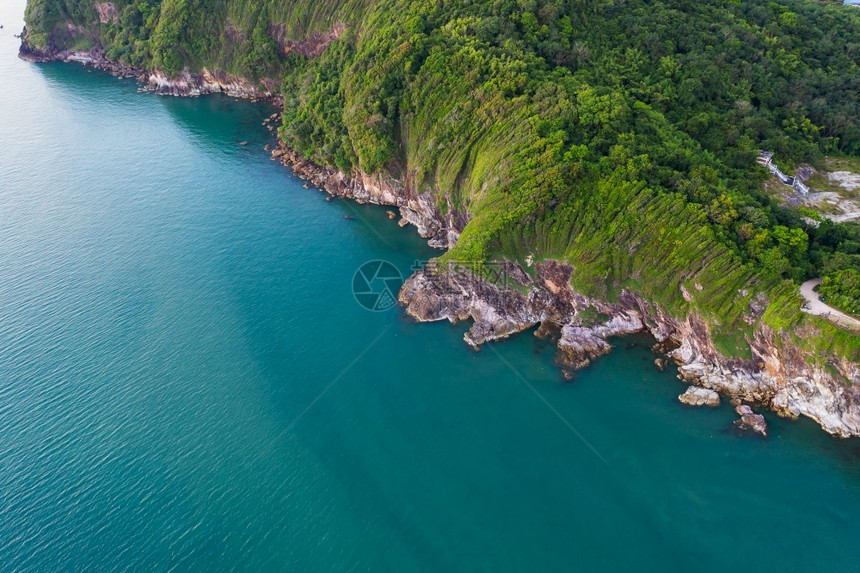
[679,386,720,407]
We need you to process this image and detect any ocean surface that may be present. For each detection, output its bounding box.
[1,2,859,571]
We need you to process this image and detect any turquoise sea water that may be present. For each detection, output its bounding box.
[1,3,860,571]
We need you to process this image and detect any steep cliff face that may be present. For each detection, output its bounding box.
[144,68,277,97]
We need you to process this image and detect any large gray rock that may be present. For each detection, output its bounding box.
[678,386,720,407]
[734,405,768,437]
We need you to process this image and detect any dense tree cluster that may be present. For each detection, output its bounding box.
[274,0,860,307]
[820,268,860,315]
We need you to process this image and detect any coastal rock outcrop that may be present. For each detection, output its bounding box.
[733,405,768,437]
[679,386,721,407]
[557,326,612,371]
[398,261,860,438]
[146,68,276,98]
[19,42,143,78]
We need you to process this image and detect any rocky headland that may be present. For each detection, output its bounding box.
[266,135,860,438]
[21,37,860,439]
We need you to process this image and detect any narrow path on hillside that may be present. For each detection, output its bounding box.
[800,278,860,332]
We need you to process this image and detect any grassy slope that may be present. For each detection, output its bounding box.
[22,0,860,368]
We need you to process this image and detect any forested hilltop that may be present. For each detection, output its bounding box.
[21,0,860,365]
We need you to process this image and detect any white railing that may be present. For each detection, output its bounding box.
[768,163,792,183]
[758,151,809,196]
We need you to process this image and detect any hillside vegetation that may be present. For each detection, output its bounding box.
[22,0,860,362]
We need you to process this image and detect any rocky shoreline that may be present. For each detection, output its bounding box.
[18,41,277,99]
[21,40,860,438]
[268,144,464,249]
[269,134,860,438]
[398,262,860,437]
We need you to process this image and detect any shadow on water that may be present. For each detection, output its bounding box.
[153,91,278,150]
[33,60,148,106]
[30,58,440,264]
[32,60,277,152]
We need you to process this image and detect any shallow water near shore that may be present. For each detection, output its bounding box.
[2,2,860,571]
